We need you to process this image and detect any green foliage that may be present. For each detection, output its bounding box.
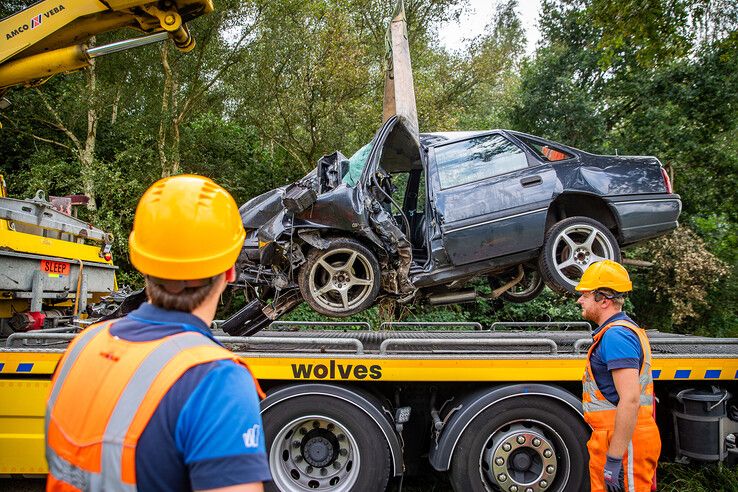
[509,0,737,335]
[630,227,729,330]
[657,462,738,492]
[180,113,299,203]
[1,0,735,335]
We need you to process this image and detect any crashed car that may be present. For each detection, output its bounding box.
[237,116,681,318]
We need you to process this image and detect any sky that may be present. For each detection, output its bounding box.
[438,0,542,54]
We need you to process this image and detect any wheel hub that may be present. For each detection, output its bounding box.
[270,416,359,491]
[483,426,557,492]
[512,452,532,471]
[303,432,336,467]
[574,247,590,265]
[332,271,350,289]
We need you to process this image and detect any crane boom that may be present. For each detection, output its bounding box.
[0,0,213,92]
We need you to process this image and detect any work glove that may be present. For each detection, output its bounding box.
[604,455,625,492]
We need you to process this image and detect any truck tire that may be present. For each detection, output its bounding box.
[298,237,381,317]
[263,394,391,492]
[449,396,589,492]
[539,216,620,295]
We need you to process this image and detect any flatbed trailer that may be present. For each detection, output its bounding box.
[2,321,738,492]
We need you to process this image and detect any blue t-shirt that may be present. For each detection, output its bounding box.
[108,303,271,491]
[589,312,643,405]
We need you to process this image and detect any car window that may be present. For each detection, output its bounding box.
[434,134,528,189]
[343,142,373,187]
[515,135,573,162]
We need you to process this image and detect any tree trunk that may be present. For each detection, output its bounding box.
[111,86,121,126]
[81,38,98,211]
[170,76,181,176]
[158,41,173,177]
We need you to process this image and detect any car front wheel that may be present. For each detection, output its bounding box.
[298,237,381,317]
[539,216,620,294]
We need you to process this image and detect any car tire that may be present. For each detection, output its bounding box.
[539,216,620,295]
[449,396,590,492]
[263,394,391,492]
[489,264,545,303]
[298,237,381,317]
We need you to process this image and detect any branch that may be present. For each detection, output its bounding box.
[0,115,73,151]
[35,88,81,151]
[175,11,262,124]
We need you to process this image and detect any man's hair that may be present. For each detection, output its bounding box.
[145,276,219,312]
[594,287,626,308]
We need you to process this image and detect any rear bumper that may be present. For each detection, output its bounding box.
[606,194,681,245]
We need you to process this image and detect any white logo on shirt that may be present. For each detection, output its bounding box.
[243,424,261,449]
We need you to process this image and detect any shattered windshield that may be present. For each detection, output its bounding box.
[342,142,373,187]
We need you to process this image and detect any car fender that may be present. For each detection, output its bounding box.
[261,383,404,476]
[428,383,583,471]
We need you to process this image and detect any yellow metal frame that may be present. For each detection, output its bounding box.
[2,351,737,382]
[0,349,736,474]
[0,379,49,474]
[0,227,113,266]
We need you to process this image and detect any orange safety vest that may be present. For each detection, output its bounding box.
[45,320,264,491]
[583,319,661,492]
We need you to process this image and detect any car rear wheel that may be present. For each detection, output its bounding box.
[298,238,381,317]
[489,264,545,303]
[539,216,620,294]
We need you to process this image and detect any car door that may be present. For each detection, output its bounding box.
[429,132,557,266]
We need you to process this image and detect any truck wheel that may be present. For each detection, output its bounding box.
[264,394,391,492]
[539,216,620,294]
[298,237,381,317]
[450,396,589,492]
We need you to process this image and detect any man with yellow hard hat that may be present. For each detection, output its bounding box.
[576,260,660,492]
[45,175,270,491]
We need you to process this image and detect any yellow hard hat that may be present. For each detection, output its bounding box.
[129,175,245,280]
[575,259,632,293]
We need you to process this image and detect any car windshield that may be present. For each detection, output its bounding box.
[342,142,373,187]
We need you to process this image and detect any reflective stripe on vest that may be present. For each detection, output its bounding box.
[582,320,654,422]
[46,321,261,491]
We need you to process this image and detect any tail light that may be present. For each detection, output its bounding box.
[660,167,673,193]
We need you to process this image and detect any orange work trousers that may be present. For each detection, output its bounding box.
[587,422,661,492]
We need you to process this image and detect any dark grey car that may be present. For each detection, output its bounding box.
[236,116,680,319]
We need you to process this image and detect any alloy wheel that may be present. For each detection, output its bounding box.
[308,248,375,312]
[551,224,616,288]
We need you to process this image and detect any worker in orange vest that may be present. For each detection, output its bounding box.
[576,260,661,492]
[45,175,271,491]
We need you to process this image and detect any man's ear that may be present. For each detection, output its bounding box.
[225,265,237,283]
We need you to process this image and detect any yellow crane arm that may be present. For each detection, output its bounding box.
[0,0,213,91]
